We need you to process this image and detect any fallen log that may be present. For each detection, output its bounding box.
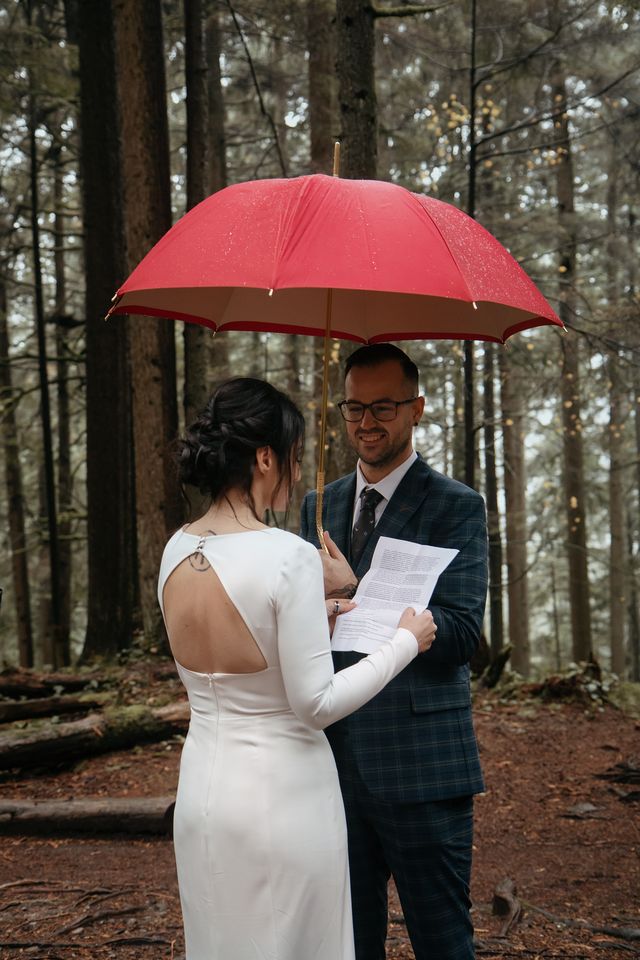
[0,669,96,699]
[0,702,189,771]
[0,797,175,836]
[0,695,104,724]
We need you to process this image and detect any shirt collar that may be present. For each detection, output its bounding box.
[354,450,418,506]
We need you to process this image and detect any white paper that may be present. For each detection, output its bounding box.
[331,536,458,654]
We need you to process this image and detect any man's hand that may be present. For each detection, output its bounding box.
[319,531,358,599]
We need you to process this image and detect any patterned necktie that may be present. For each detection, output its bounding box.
[351,487,384,567]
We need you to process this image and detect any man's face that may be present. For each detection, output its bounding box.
[343,360,425,481]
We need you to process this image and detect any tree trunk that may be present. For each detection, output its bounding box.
[183,0,210,429]
[205,9,229,391]
[206,9,227,194]
[551,53,592,663]
[308,0,337,174]
[336,0,377,178]
[500,348,530,676]
[606,157,626,676]
[0,702,189,771]
[114,0,181,646]
[25,9,65,666]
[37,463,54,666]
[0,283,34,667]
[451,351,465,483]
[74,0,136,660]
[52,138,72,657]
[629,206,640,681]
[628,528,640,682]
[483,344,504,657]
[272,36,290,175]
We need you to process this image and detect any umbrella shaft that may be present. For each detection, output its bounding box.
[315,289,333,553]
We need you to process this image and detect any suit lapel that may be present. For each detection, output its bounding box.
[322,473,357,560]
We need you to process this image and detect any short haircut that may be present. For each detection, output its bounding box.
[345,343,419,390]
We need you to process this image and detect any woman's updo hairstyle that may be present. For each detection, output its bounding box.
[177,377,305,514]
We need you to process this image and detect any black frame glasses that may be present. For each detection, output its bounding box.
[337,397,419,422]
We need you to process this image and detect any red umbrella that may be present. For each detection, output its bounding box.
[110,173,560,343]
[108,173,562,542]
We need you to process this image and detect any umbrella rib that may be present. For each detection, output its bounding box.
[269,178,312,292]
[413,197,477,305]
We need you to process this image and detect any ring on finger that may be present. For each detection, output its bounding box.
[333,601,340,615]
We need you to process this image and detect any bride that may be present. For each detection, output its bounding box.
[158,377,436,960]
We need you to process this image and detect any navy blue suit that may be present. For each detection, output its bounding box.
[300,456,487,959]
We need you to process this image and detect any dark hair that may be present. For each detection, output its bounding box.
[177,377,305,516]
[345,343,419,390]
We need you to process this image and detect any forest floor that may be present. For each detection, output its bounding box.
[0,661,638,960]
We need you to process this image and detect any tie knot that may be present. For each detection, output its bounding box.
[360,487,383,511]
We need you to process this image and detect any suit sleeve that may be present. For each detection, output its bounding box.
[423,492,488,667]
[275,538,417,730]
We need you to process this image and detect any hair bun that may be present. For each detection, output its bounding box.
[175,377,305,506]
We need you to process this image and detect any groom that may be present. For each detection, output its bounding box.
[300,343,488,960]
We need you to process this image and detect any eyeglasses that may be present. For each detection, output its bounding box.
[337,397,419,422]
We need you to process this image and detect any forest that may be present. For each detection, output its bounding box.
[0,0,639,686]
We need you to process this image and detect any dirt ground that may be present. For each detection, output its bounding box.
[0,665,638,960]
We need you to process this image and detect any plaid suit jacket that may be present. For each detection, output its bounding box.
[300,456,487,803]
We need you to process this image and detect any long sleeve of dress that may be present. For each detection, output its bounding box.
[275,538,418,730]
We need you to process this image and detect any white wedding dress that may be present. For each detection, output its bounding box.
[158,526,417,960]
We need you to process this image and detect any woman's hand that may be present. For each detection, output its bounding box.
[397,607,437,654]
[326,598,357,636]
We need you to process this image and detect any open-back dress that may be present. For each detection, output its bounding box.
[158,526,417,960]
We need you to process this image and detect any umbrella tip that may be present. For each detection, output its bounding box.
[333,142,341,177]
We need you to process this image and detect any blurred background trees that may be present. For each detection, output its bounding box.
[0,0,638,681]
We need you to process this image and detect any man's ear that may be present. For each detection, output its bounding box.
[255,445,273,475]
[413,395,426,425]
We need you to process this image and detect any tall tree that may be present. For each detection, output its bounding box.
[51,131,73,657]
[483,343,503,657]
[72,0,136,659]
[113,0,181,646]
[307,0,337,174]
[25,0,67,666]
[551,49,592,664]
[606,149,626,676]
[0,282,34,667]
[500,347,530,676]
[336,0,377,178]
[205,8,230,394]
[183,0,210,428]
[206,9,227,195]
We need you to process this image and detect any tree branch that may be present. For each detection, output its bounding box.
[224,1,287,177]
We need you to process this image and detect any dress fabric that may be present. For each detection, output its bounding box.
[157,526,418,960]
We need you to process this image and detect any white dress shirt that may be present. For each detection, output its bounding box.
[352,450,418,530]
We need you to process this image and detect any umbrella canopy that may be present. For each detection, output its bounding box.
[109,172,562,544]
[109,174,562,344]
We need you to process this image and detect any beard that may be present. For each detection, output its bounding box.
[350,430,412,471]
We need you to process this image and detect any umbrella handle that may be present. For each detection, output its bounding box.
[315,470,329,553]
